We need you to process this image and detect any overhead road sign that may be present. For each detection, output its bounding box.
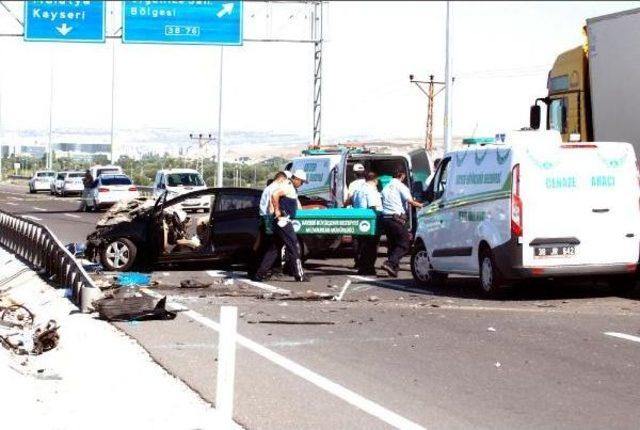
[24,1,106,43]
[122,1,243,45]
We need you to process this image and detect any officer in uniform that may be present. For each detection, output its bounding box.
[380,169,423,277]
[252,170,292,278]
[352,171,382,276]
[254,169,309,282]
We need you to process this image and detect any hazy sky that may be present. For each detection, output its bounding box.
[0,1,638,144]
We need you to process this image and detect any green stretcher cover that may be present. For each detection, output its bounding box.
[292,208,379,236]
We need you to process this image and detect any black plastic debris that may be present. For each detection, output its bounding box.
[93,288,176,322]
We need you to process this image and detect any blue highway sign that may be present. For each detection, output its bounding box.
[24,1,106,43]
[122,1,243,45]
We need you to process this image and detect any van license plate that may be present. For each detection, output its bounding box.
[534,246,576,258]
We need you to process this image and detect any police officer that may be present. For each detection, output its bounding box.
[254,169,309,282]
[380,169,423,277]
[344,163,366,206]
[251,171,292,279]
[352,171,382,276]
[78,169,94,212]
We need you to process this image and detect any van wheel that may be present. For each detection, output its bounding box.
[101,238,137,272]
[609,275,637,296]
[411,242,446,288]
[479,248,505,298]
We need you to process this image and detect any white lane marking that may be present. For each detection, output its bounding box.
[349,275,433,294]
[207,270,290,295]
[22,215,42,221]
[5,202,18,206]
[64,213,81,219]
[183,308,425,430]
[32,206,47,212]
[604,332,640,344]
[140,287,425,429]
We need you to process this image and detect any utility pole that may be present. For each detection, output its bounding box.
[410,74,446,152]
[311,1,323,147]
[443,0,454,153]
[189,133,213,176]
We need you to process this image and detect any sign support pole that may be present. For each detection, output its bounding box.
[110,38,116,163]
[47,58,54,170]
[216,46,224,188]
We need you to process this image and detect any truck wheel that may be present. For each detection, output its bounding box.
[101,238,137,272]
[478,248,505,298]
[411,242,446,288]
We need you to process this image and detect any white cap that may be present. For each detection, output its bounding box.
[353,163,365,172]
[282,170,293,179]
[292,169,308,182]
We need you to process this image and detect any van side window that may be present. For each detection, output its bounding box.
[217,193,260,212]
[434,158,451,200]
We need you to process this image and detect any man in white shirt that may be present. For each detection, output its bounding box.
[254,170,309,282]
[380,169,423,277]
[344,163,366,206]
[352,171,382,275]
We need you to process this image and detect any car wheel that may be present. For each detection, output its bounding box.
[101,238,137,272]
[478,247,505,298]
[411,242,446,288]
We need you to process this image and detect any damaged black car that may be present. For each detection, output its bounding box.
[85,188,263,272]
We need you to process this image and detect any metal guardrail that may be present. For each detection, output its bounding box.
[0,209,100,312]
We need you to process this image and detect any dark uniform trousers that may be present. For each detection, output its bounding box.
[356,235,380,273]
[382,215,411,270]
[257,219,304,279]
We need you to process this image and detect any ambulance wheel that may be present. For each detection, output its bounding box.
[478,248,505,298]
[411,242,446,288]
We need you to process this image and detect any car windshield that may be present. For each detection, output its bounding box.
[101,176,132,186]
[37,172,54,177]
[166,173,204,187]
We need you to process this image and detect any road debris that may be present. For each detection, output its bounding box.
[495,362,502,368]
[487,327,496,332]
[0,304,60,356]
[93,288,176,321]
[368,295,380,302]
[247,320,335,325]
[179,280,212,289]
[117,272,151,287]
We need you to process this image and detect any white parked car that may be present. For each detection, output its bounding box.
[28,171,56,193]
[152,168,209,212]
[83,174,139,211]
[411,130,640,296]
[50,171,84,197]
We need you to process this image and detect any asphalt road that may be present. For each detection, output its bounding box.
[2,182,640,429]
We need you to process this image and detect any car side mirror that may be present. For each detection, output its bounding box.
[530,104,541,130]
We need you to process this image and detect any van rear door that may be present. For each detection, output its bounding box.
[521,142,640,268]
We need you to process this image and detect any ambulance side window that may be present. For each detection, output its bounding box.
[434,158,451,200]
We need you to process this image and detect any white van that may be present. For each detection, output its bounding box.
[152,168,209,212]
[411,130,640,296]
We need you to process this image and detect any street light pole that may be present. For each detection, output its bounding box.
[443,1,454,153]
[216,46,224,187]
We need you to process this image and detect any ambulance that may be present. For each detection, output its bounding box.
[285,144,434,257]
[411,130,640,296]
